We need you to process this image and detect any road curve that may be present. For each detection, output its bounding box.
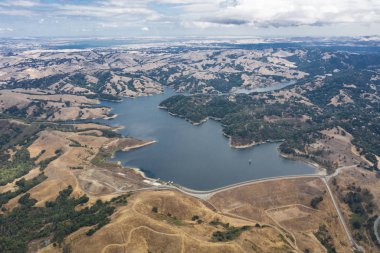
[326,164,358,181]
[176,174,323,200]
[123,174,323,201]
[124,165,365,252]
[374,216,380,245]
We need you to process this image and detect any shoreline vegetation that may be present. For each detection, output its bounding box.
[106,112,322,189]
[159,105,325,173]
[112,107,324,179]
[158,84,379,174]
[0,40,379,252]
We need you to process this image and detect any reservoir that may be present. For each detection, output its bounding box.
[99,88,316,190]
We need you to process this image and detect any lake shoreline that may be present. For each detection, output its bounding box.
[100,86,318,190]
[115,132,324,188]
[227,135,324,174]
[158,105,324,175]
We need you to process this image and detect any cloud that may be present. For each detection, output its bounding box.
[182,21,237,29]
[141,26,150,31]
[205,18,248,26]
[57,5,157,19]
[189,0,380,28]
[0,0,40,7]
[0,9,36,16]
[99,23,119,28]
[2,0,377,28]
[0,27,14,33]
[0,0,379,36]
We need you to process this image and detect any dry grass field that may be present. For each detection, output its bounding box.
[1,122,153,211]
[42,190,294,253]
[0,89,111,121]
[34,177,358,253]
[302,127,371,173]
[209,177,353,253]
[0,120,367,253]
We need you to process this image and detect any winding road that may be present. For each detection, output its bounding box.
[124,165,365,252]
[175,173,324,200]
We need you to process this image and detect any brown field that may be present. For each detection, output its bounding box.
[0,120,363,253]
[3,123,153,211]
[304,127,370,172]
[0,89,111,121]
[45,190,294,253]
[209,177,352,253]
[35,177,356,253]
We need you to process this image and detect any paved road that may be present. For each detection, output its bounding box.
[322,177,364,252]
[176,174,323,200]
[172,165,359,200]
[324,164,367,252]
[125,165,364,252]
[124,174,324,201]
[374,216,380,245]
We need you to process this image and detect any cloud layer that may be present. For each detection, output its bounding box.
[0,0,379,36]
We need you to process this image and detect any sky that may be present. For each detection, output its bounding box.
[0,0,379,38]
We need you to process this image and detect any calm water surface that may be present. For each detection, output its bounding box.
[231,81,296,94]
[98,88,315,190]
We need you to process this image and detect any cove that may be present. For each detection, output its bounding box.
[98,87,316,190]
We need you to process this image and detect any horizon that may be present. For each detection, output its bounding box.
[1,35,380,41]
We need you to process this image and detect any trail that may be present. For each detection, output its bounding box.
[100,225,181,253]
[121,165,364,252]
[322,176,365,252]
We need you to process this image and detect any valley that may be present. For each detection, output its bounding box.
[0,37,379,252]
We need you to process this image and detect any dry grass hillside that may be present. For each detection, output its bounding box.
[35,177,357,253]
[41,190,295,253]
[209,177,353,253]
[304,127,371,170]
[0,119,366,253]
[0,122,153,212]
[0,89,112,121]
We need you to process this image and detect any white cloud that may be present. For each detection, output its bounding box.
[141,26,149,31]
[182,21,235,29]
[186,0,380,28]
[2,0,378,28]
[55,3,161,21]
[99,23,119,28]
[0,0,40,7]
[0,0,379,36]
[0,9,36,16]
[0,27,14,33]
[59,6,149,17]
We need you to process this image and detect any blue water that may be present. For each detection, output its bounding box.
[97,88,315,190]
[232,81,296,94]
